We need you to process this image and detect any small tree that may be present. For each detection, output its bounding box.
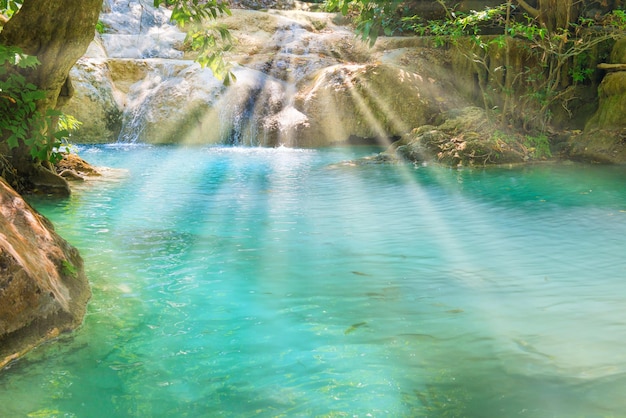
[0,0,102,193]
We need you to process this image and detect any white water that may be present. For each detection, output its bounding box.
[94,0,320,145]
[100,0,185,59]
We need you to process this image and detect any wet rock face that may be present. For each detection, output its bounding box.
[62,59,123,144]
[0,179,91,369]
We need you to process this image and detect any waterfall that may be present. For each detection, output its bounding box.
[69,2,446,146]
[96,0,304,145]
[100,0,184,59]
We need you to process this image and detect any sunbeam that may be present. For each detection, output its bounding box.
[5,2,626,417]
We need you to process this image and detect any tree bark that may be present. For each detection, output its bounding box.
[0,0,102,111]
[538,0,578,32]
[0,0,102,194]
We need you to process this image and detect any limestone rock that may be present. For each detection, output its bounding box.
[610,37,626,65]
[116,63,289,145]
[0,179,91,369]
[55,153,102,181]
[585,38,626,130]
[220,9,369,84]
[59,59,123,143]
[568,37,626,163]
[566,128,626,164]
[295,63,447,146]
[66,6,469,147]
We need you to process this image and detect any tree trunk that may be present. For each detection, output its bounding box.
[538,0,569,32]
[0,0,102,194]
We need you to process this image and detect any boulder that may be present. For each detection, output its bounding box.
[585,37,626,131]
[295,63,448,146]
[384,107,529,166]
[0,179,91,369]
[610,37,626,65]
[566,128,626,164]
[585,71,626,130]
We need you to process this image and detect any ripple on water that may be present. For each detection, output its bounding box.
[7,147,626,417]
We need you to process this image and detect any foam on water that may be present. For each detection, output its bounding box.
[4,146,626,417]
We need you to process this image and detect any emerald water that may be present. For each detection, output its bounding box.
[2,145,626,417]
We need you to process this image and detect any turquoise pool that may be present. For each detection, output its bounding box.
[3,145,626,417]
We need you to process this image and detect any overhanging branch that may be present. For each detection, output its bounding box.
[515,0,539,18]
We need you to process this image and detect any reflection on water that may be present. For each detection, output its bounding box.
[4,145,626,417]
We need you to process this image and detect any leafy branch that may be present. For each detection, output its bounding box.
[0,0,21,18]
[153,0,235,83]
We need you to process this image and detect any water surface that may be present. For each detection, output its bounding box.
[3,145,626,417]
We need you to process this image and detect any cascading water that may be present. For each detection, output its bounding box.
[100,0,184,59]
[74,0,445,147]
[95,0,314,145]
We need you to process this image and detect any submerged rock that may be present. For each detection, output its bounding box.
[0,179,91,369]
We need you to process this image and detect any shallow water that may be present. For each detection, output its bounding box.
[3,145,626,417]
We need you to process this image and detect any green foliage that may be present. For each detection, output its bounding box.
[187,24,236,85]
[0,45,80,164]
[154,0,231,25]
[570,52,595,84]
[404,4,508,47]
[326,0,406,45]
[153,0,234,81]
[95,20,107,34]
[61,259,78,278]
[0,0,21,18]
[524,133,552,159]
[333,1,626,133]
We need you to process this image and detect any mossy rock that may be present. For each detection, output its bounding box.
[585,72,626,130]
[610,38,626,64]
[566,128,626,164]
[389,107,529,166]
